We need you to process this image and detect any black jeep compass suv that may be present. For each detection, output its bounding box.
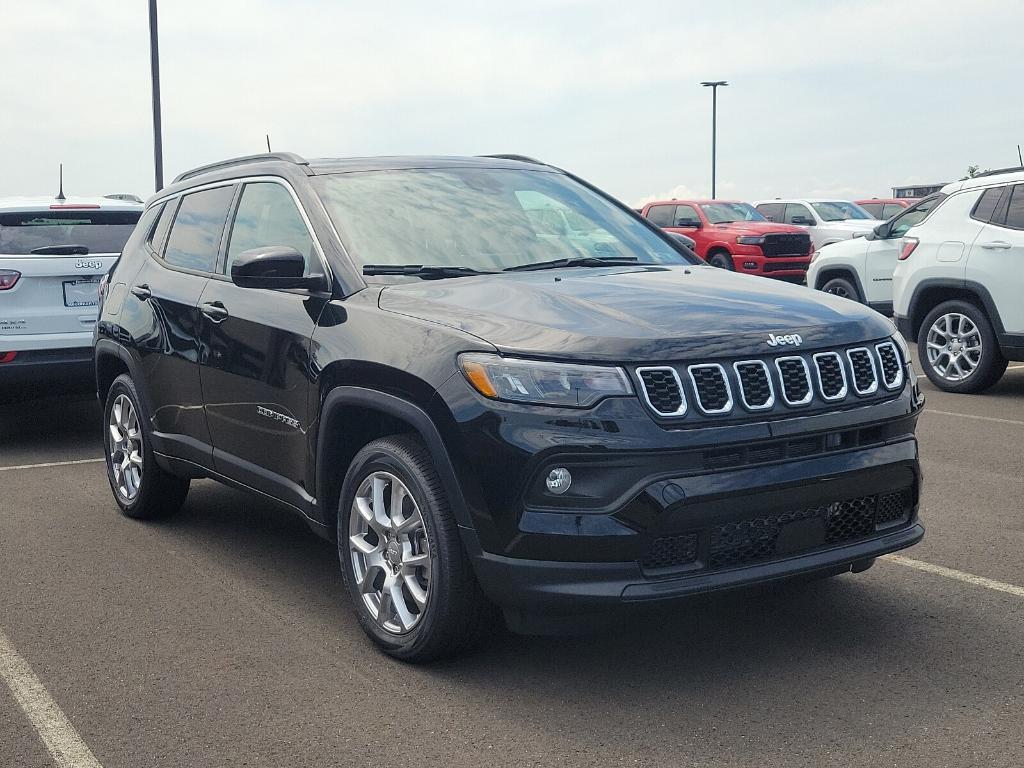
[94,153,924,661]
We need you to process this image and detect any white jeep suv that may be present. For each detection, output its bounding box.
[807,194,945,315]
[0,196,141,392]
[753,199,878,249]
[893,168,1024,393]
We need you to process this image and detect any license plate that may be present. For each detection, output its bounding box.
[63,279,99,308]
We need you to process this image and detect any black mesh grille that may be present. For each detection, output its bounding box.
[877,488,912,524]
[824,496,876,541]
[710,507,820,569]
[763,261,808,272]
[690,366,730,412]
[848,349,877,393]
[641,532,698,570]
[639,368,683,414]
[761,233,812,257]
[877,343,902,388]
[814,353,845,399]
[777,358,811,404]
[735,362,772,408]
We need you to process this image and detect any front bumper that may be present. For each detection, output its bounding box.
[729,244,811,279]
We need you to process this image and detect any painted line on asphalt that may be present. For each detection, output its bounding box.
[923,409,1024,427]
[0,458,104,472]
[0,628,103,768]
[884,555,1024,599]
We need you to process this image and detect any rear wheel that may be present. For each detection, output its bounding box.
[103,374,190,519]
[338,435,494,662]
[820,276,861,303]
[917,300,1006,393]
[706,250,734,270]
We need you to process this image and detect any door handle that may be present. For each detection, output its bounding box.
[980,240,1012,249]
[130,283,152,300]
[201,301,229,323]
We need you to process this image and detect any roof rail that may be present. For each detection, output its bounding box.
[970,165,1024,179]
[478,154,545,165]
[172,152,309,184]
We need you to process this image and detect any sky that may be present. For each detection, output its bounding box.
[2,0,1023,207]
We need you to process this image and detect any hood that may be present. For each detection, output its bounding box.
[821,219,877,233]
[816,236,870,260]
[709,221,806,236]
[377,265,895,362]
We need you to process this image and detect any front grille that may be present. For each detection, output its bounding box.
[761,233,812,257]
[688,364,732,414]
[776,356,812,405]
[637,367,686,416]
[734,360,774,410]
[763,261,808,273]
[876,342,904,389]
[642,488,916,573]
[847,348,879,394]
[813,352,847,400]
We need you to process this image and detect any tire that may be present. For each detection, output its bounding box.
[820,276,862,303]
[706,250,734,270]
[337,435,494,662]
[103,374,190,519]
[917,299,1007,393]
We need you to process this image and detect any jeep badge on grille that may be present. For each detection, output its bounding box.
[766,332,803,347]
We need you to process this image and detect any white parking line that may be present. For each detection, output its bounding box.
[0,458,104,472]
[924,409,1024,427]
[884,554,1024,599]
[0,628,103,768]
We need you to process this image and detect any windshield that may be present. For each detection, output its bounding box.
[810,201,873,221]
[0,209,140,255]
[312,168,693,272]
[699,202,766,224]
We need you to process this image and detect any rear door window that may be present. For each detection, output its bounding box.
[645,205,675,227]
[0,209,141,255]
[162,186,235,273]
[1001,185,1024,229]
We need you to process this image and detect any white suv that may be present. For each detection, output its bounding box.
[753,199,878,249]
[807,194,945,314]
[0,196,141,391]
[893,168,1024,393]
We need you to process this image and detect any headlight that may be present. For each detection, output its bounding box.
[736,235,765,245]
[810,250,821,263]
[892,330,911,360]
[459,353,633,408]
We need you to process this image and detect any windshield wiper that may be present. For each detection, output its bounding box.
[504,255,639,272]
[30,244,89,256]
[362,264,492,278]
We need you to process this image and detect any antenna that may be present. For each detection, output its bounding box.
[1018,144,1022,168]
[266,134,272,153]
[56,163,66,201]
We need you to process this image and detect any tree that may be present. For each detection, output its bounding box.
[961,165,992,180]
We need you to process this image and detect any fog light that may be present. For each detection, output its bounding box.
[743,261,757,269]
[545,467,572,494]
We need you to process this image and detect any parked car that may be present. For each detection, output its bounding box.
[808,194,945,314]
[856,199,911,220]
[95,152,924,661]
[753,199,878,249]
[894,168,1024,393]
[640,199,811,280]
[0,195,142,389]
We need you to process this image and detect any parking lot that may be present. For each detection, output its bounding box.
[1,359,1022,768]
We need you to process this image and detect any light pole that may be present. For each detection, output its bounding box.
[149,0,164,191]
[700,80,728,199]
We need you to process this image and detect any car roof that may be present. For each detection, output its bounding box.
[941,167,1024,194]
[854,198,907,205]
[645,199,747,206]
[0,195,143,213]
[753,198,858,205]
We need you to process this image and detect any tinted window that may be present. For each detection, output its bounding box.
[1002,185,1024,229]
[646,205,675,227]
[882,204,904,219]
[971,186,1004,224]
[163,186,235,272]
[860,203,883,218]
[226,182,315,274]
[0,209,141,255]
[673,204,700,227]
[148,200,176,253]
[756,203,785,222]
[888,196,943,238]
[784,203,814,224]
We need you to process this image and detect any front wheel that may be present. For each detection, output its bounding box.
[917,300,1006,393]
[338,435,494,662]
[706,250,734,270]
[820,276,861,303]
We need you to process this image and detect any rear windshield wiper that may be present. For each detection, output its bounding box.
[362,264,493,278]
[504,255,639,272]
[29,244,89,256]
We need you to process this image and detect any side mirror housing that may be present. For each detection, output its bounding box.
[792,216,815,226]
[871,223,889,240]
[230,246,325,290]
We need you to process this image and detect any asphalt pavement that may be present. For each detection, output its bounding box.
[1,362,1022,767]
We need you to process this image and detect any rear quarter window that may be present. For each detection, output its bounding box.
[0,209,141,255]
[970,186,1005,224]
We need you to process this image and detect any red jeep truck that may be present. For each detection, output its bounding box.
[641,199,812,280]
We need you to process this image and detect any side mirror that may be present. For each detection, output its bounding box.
[871,223,889,240]
[230,246,324,290]
[792,216,815,226]
[676,219,701,229]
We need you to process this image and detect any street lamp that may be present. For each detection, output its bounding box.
[148,0,164,191]
[700,80,728,199]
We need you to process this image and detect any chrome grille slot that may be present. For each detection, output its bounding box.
[775,356,813,405]
[687,364,733,414]
[733,360,774,410]
[812,352,847,401]
[636,366,686,416]
[875,341,904,389]
[847,348,879,395]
